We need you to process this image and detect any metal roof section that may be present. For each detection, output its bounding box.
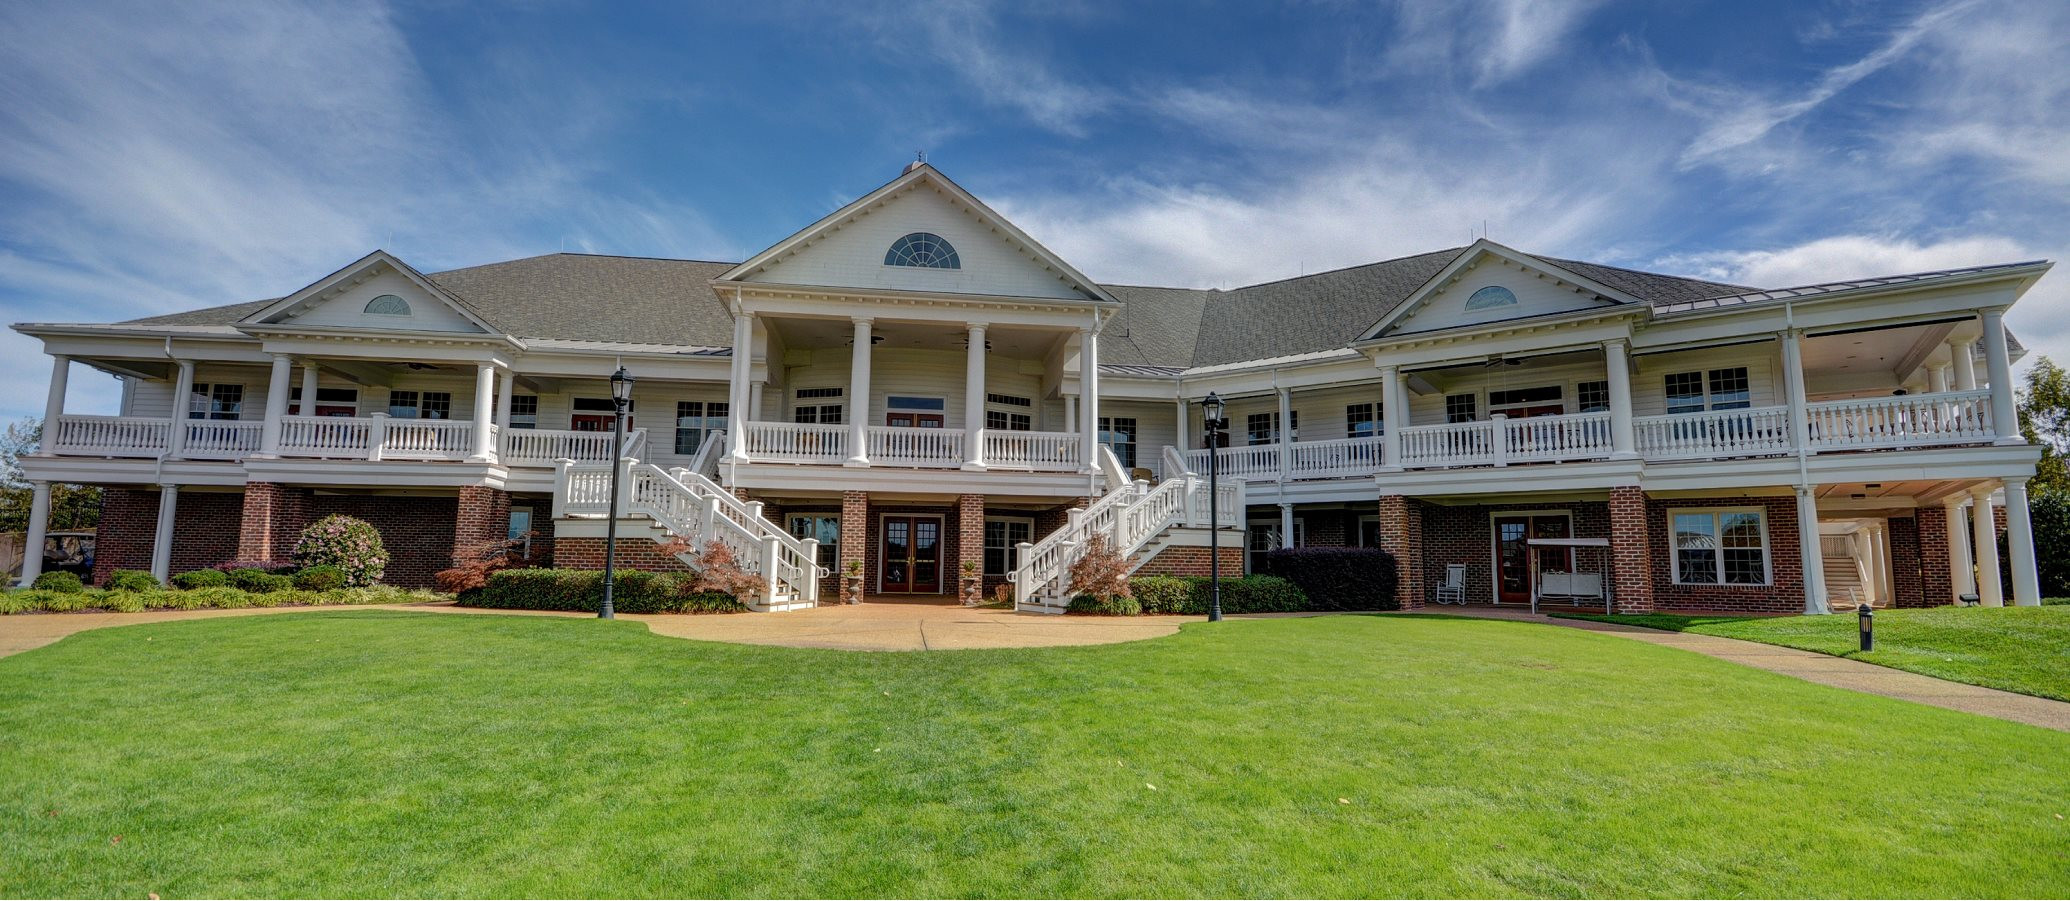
[1654,260,2052,315]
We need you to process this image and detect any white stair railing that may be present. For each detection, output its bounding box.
[1011,447,1246,611]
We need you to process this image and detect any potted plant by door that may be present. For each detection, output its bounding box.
[960,560,984,607]
[842,559,865,605]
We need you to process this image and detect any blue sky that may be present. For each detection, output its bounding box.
[2,0,2065,421]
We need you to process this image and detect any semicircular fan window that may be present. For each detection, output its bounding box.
[884,232,961,269]
[364,294,412,315]
[1464,285,1518,311]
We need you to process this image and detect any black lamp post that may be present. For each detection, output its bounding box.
[1202,391,1227,623]
[601,366,635,619]
[1858,600,1874,652]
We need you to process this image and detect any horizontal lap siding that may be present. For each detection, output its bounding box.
[1631,345,1780,416]
[778,347,1051,431]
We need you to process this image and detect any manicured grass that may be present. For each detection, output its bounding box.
[3,612,2067,898]
[1560,606,2070,701]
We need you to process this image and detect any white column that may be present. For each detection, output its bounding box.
[468,364,496,462]
[1951,338,1977,391]
[18,481,51,586]
[1604,339,1637,458]
[1276,386,1294,480]
[1174,398,1189,456]
[727,310,755,462]
[1927,364,1949,395]
[2004,477,2040,606]
[256,354,292,457]
[39,356,69,453]
[1278,502,1295,550]
[1970,485,2003,607]
[845,317,872,466]
[1947,497,1977,602]
[1781,330,1812,454]
[1869,524,1890,605]
[1378,365,1403,471]
[166,360,196,460]
[1982,309,2020,443]
[749,382,765,423]
[298,363,319,416]
[495,370,515,431]
[963,323,987,470]
[1080,328,1100,469]
[1796,486,1830,614]
[149,485,178,584]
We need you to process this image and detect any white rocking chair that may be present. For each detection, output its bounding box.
[1435,563,1467,605]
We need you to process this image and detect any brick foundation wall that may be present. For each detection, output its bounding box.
[305,494,461,589]
[554,534,695,573]
[1888,515,1924,608]
[1915,506,1953,607]
[956,494,984,602]
[1647,495,1805,614]
[840,491,868,601]
[452,486,511,567]
[1134,544,1245,577]
[1377,496,1423,609]
[236,481,309,563]
[1416,499,1612,609]
[1609,487,1654,613]
[1303,509,1351,548]
[91,487,157,585]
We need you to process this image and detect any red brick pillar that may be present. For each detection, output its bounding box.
[1377,495,1422,610]
[956,493,984,604]
[1609,486,1655,613]
[453,485,511,567]
[1901,507,1953,607]
[236,481,308,563]
[92,487,159,586]
[839,490,868,603]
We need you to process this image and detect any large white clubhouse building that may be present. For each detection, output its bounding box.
[12,162,2050,614]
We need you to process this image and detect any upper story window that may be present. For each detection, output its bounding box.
[364,294,411,315]
[508,395,538,429]
[1577,381,1610,413]
[1347,403,1384,438]
[1666,367,1751,414]
[1464,285,1517,311]
[188,383,243,421]
[884,232,960,269]
[1445,394,1478,423]
[389,390,452,420]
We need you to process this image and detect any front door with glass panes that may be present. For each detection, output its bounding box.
[885,395,946,428]
[571,397,630,431]
[1489,386,1565,419]
[1494,514,1572,604]
[786,515,840,574]
[291,387,360,417]
[879,515,942,593]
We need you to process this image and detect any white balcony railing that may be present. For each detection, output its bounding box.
[278,415,373,459]
[1289,435,1387,478]
[48,414,170,457]
[501,428,618,466]
[1181,443,1282,480]
[742,421,849,464]
[1399,420,1496,467]
[866,426,964,468]
[1634,406,1793,460]
[1806,389,1994,450]
[983,429,1080,471]
[379,419,474,460]
[180,420,264,460]
[1502,411,1614,463]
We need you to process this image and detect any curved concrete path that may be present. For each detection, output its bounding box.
[1410,607,2070,732]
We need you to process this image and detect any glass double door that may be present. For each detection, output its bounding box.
[880,516,942,593]
[1494,514,1572,604]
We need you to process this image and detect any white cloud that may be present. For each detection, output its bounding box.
[1379,0,1610,88]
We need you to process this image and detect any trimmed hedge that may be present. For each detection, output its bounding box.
[0,585,440,615]
[106,569,160,592]
[459,568,748,615]
[1074,574,1309,615]
[293,565,348,592]
[171,569,230,590]
[31,571,84,593]
[230,569,294,594]
[1258,547,1400,611]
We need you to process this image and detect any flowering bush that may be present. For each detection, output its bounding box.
[292,515,389,587]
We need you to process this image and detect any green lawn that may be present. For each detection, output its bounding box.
[2,611,2067,898]
[1560,606,2070,701]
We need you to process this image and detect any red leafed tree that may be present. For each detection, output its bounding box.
[1066,534,1133,602]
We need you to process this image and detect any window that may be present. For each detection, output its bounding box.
[984,517,1034,576]
[1247,519,1305,571]
[188,383,243,420]
[884,232,961,269]
[1445,394,1477,423]
[1098,417,1137,468]
[986,410,1032,431]
[1488,386,1562,410]
[985,393,1031,407]
[787,515,841,572]
[1577,381,1610,413]
[675,401,728,455]
[1245,411,1294,445]
[1671,508,1770,585]
[1665,367,1752,413]
[388,390,452,420]
[508,395,538,429]
[886,396,945,411]
[363,294,411,315]
[1357,515,1382,548]
[288,386,360,416]
[793,388,843,425]
[1347,402,1385,438]
[1464,285,1518,311]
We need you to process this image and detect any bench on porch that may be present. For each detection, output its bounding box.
[1528,537,1612,614]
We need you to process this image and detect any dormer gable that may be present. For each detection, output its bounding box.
[238,250,500,335]
[1360,240,1643,340]
[717,163,1116,305]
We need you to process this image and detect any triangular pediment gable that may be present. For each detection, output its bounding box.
[1359,240,1644,341]
[238,250,500,335]
[718,164,1116,304]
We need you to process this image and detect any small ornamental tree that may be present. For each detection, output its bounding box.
[435,533,543,595]
[293,514,389,587]
[685,539,768,601]
[1067,535,1133,604]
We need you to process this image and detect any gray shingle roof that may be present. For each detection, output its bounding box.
[1191,248,1469,366]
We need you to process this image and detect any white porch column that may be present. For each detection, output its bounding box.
[2004,476,2041,606]
[1378,364,1403,471]
[1064,395,1078,433]
[298,363,319,416]
[845,317,872,466]
[1951,338,1978,391]
[1173,398,1189,457]
[1276,387,1294,480]
[1927,364,1949,394]
[1981,309,2020,443]
[1970,485,2004,607]
[1947,498,1977,602]
[1781,330,1812,454]
[1795,486,1830,614]
[1079,328,1100,469]
[256,354,292,457]
[468,363,497,462]
[494,370,515,431]
[166,359,196,460]
[963,323,987,470]
[1278,502,1295,550]
[727,310,755,463]
[149,485,179,584]
[38,356,69,454]
[1603,339,1636,458]
[1869,524,1890,605]
[18,481,51,586]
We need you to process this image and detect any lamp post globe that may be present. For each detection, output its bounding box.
[1202,391,1226,623]
[601,366,635,619]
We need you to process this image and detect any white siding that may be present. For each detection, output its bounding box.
[745,186,1087,300]
[1390,260,1619,335]
[771,347,1050,430]
[275,269,484,333]
[1099,399,1177,473]
[126,363,275,420]
[1631,346,1780,416]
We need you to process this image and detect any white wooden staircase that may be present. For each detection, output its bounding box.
[1010,447,1244,613]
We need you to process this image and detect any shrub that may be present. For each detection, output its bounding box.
[293,565,348,592]
[171,569,230,590]
[230,568,293,593]
[1131,575,1197,614]
[1115,574,1312,615]
[1067,593,1142,615]
[1258,547,1399,611]
[213,559,297,575]
[676,539,768,600]
[106,569,160,592]
[293,515,389,587]
[31,571,84,593]
[1,584,436,615]
[435,534,544,596]
[460,568,748,615]
[1066,535,1132,607]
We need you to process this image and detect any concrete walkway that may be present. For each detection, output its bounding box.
[1412,606,2070,732]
